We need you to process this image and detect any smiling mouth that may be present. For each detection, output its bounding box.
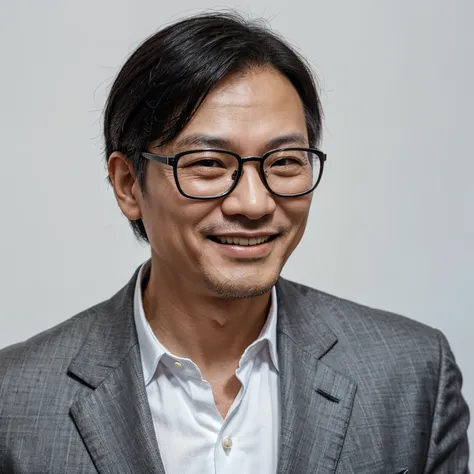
[208,235,278,246]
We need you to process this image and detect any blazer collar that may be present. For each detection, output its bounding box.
[68,265,140,388]
[68,265,165,474]
[276,278,357,474]
[276,277,338,359]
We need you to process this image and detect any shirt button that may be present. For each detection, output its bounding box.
[174,361,183,369]
[222,437,233,450]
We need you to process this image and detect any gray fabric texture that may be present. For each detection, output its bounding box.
[0,266,470,473]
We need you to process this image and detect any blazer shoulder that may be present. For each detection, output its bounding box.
[278,277,442,348]
[0,301,102,379]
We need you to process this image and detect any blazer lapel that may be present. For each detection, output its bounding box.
[68,267,165,474]
[276,279,357,474]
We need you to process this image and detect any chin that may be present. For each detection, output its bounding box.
[202,271,279,299]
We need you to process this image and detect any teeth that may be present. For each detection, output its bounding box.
[215,236,271,246]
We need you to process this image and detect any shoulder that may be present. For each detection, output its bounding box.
[0,302,101,385]
[0,265,138,380]
[278,277,440,336]
[277,277,447,368]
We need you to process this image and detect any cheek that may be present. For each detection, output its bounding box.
[140,170,218,250]
[139,170,182,245]
[282,195,313,230]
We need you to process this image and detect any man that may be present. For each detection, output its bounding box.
[0,12,469,474]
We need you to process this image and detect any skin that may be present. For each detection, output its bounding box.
[108,67,314,415]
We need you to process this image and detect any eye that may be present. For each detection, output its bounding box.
[272,157,302,166]
[192,159,225,168]
[182,158,225,168]
[178,151,237,170]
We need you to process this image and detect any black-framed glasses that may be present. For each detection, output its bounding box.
[141,147,327,200]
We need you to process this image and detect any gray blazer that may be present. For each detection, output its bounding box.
[0,267,470,473]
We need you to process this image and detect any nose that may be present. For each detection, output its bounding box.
[220,163,276,220]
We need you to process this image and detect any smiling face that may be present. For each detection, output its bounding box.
[132,67,313,298]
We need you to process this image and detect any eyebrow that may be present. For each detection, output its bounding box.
[173,132,309,152]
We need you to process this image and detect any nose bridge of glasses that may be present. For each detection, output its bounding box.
[235,156,267,184]
[240,156,264,163]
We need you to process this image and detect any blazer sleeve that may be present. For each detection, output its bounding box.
[424,330,470,473]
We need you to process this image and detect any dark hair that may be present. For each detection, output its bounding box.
[104,11,323,242]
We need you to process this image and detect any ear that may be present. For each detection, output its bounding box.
[107,152,142,221]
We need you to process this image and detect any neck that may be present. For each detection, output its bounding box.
[142,261,273,373]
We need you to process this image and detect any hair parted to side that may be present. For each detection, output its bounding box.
[103,11,323,242]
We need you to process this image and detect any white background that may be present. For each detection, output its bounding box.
[0,0,472,459]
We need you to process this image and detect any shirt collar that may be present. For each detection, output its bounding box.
[134,261,279,386]
[133,261,167,385]
[251,283,279,371]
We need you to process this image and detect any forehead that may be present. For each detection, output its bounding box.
[170,67,308,152]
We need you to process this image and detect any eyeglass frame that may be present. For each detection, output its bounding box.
[140,147,327,200]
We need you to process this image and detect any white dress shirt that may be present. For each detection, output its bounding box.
[133,263,280,474]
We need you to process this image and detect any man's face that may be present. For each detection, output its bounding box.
[137,67,313,298]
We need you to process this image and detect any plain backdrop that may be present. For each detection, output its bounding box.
[0,0,472,457]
